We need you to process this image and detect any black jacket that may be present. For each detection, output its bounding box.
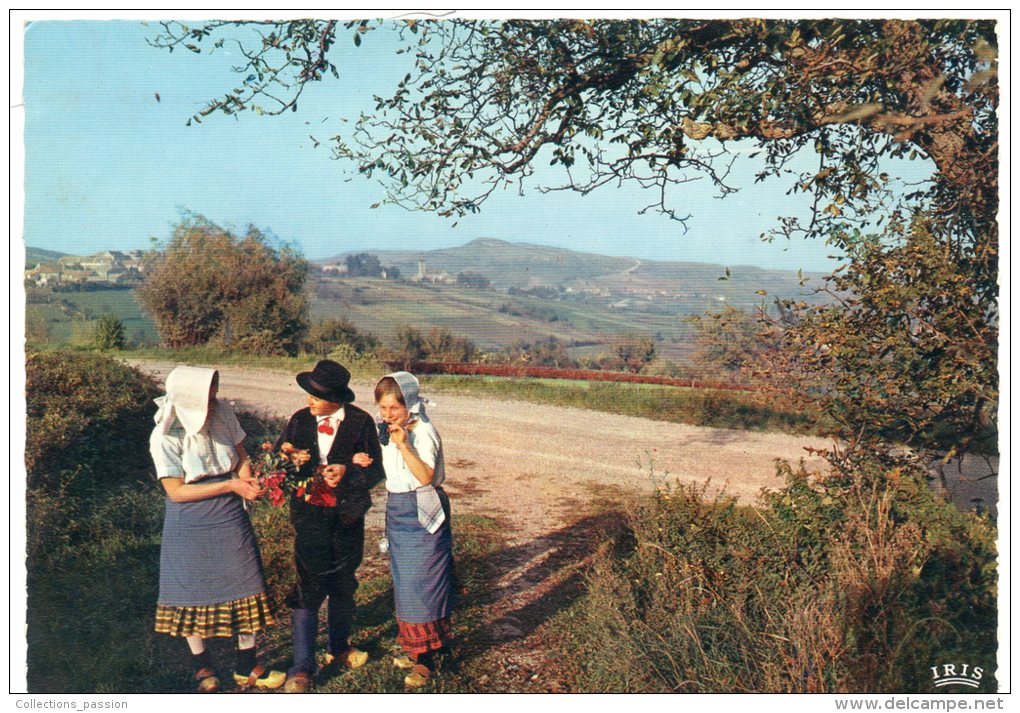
[274,404,384,524]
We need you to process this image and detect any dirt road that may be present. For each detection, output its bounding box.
[131,360,997,690]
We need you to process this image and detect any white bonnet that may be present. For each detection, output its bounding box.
[153,365,219,436]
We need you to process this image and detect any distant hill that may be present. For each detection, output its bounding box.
[324,238,632,289]
[323,237,826,301]
[25,246,69,266]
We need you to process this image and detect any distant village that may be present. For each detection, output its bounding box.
[25,250,147,287]
[321,257,451,284]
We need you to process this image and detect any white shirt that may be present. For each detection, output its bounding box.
[316,406,345,465]
[381,420,446,493]
[151,399,246,482]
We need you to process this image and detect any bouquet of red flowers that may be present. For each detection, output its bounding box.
[251,442,317,507]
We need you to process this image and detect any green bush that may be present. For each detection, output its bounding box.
[26,351,162,496]
[92,314,126,350]
[26,486,169,692]
[568,465,998,693]
[304,318,380,357]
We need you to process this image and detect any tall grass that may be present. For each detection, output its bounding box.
[558,463,998,693]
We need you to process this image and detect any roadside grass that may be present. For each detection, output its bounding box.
[424,375,827,435]
[248,511,505,694]
[546,468,998,693]
[26,480,505,693]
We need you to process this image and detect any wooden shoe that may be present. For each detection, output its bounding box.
[233,664,287,689]
[322,647,369,670]
[404,663,432,689]
[393,655,415,670]
[283,672,312,693]
[194,666,219,693]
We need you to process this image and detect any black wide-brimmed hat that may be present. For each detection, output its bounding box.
[297,360,356,404]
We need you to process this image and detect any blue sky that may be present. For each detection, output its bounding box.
[21,18,935,272]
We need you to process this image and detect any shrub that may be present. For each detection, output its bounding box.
[92,314,126,350]
[569,463,997,693]
[232,329,290,356]
[304,318,380,357]
[26,485,169,692]
[25,353,168,691]
[394,325,478,363]
[25,351,162,495]
[137,213,309,354]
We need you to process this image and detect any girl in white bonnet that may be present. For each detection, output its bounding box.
[366,371,455,688]
[150,366,285,692]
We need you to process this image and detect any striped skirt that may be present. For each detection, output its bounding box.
[397,617,453,655]
[155,593,275,638]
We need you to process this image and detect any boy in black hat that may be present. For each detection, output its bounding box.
[274,360,385,693]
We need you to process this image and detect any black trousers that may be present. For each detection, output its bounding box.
[287,500,365,632]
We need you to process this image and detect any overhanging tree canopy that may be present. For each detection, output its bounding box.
[152,19,996,243]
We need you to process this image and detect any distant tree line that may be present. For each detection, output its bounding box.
[344,252,401,279]
[455,271,490,289]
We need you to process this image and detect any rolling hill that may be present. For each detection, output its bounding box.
[324,237,827,308]
[312,238,830,361]
[25,246,69,266]
[325,238,635,289]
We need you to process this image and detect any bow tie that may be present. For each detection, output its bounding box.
[317,420,334,435]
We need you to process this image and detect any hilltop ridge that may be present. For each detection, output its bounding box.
[323,237,826,294]
[322,236,824,297]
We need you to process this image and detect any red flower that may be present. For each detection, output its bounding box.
[250,444,313,508]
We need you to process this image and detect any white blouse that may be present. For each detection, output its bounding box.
[151,400,246,482]
[381,420,446,493]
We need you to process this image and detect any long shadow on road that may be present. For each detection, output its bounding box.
[460,511,627,653]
